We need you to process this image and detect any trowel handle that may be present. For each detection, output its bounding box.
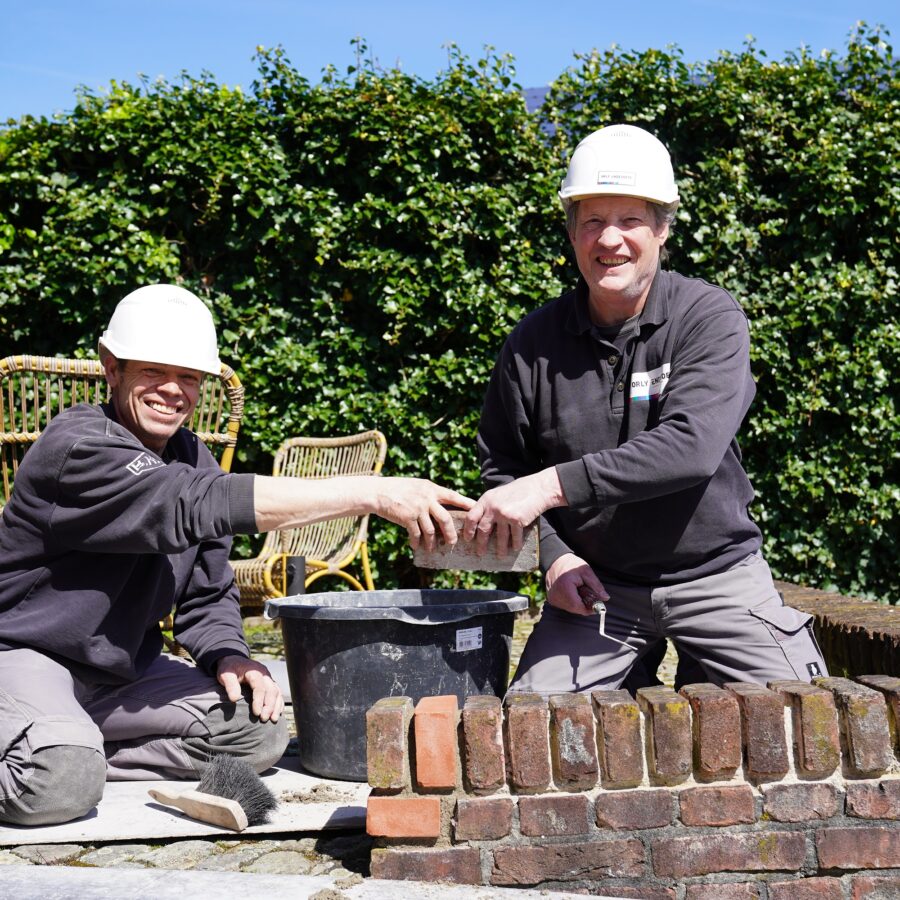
[592,600,607,630]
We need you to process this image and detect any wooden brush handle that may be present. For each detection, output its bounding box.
[148,787,249,832]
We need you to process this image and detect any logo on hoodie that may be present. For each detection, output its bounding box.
[126,452,164,476]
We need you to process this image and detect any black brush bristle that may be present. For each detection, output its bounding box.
[198,755,279,825]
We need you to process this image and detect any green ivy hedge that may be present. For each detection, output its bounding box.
[0,27,896,603]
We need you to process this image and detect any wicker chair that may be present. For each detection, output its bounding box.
[232,430,388,613]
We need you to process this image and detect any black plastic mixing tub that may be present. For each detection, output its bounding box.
[266,589,528,781]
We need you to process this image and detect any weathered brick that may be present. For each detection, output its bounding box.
[762,782,838,822]
[856,675,900,754]
[768,877,844,899]
[454,797,513,841]
[549,693,598,790]
[680,683,742,781]
[815,677,893,777]
[518,793,591,836]
[851,874,900,898]
[679,784,755,826]
[370,847,481,884]
[725,681,789,781]
[504,693,551,794]
[816,826,900,869]
[462,695,505,794]
[367,696,413,791]
[651,832,806,878]
[769,680,841,777]
[595,888,676,899]
[366,796,442,838]
[595,788,673,830]
[491,839,645,885]
[846,780,900,820]
[413,695,458,790]
[685,884,761,899]
[637,686,691,785]
[592,689,644,788]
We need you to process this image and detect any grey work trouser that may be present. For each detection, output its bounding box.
[0,650,288,826]
[509,552,828,695]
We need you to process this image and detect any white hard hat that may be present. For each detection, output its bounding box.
[559,124,679,207]
[99,284,222,375]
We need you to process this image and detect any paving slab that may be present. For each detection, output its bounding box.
[0,756,368,847]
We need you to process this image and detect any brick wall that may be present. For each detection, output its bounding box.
[365,676,900,896]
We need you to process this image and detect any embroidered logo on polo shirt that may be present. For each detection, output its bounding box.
[126,452,164,476]
[630,363,671,402]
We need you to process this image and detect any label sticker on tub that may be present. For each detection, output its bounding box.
[455,627,483,652]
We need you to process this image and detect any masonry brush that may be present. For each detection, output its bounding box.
[148,755,279,832]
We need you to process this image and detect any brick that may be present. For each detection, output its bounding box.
[596,888,676,899]
[370,847,481,884]
[851,874,900,898]
[636,686,691,784]
[680,683,742,781]
[593,689,644,787]
[367,696,413,791]
[815,677,893,776]
[518,793,591,836]
[504,693,551,793]
[856,675,900,753]
[685,884,762,899]
[461,696,505,793]
[454,797,513,841]
[366,796,442,838]
[490,839,645,885]
[412,695,458,790]
[595,789,673,830]
[725,681,790,780]
[846,780,900,820]
[816,826,900,869]
[769,680,841,777]
[549,693,598,790]
[768,878,844,899]
[762,782,838,822]
[651,832,806,878]
[679,785,755,826]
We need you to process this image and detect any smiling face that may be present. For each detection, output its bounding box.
[103,356,202,454]
[569,195,669,325]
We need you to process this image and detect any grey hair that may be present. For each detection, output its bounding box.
[564,197,679,238]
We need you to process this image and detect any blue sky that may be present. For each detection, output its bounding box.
[1,0,896,123]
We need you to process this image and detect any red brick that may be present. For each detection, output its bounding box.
[454,797,513,841]
[461,696,505,794]
[366,796,442,838]
[637,686,691,785]
[768,877,844,899]
[366,696,413,791]
[651,832,806,878]
[815,677,893,777]
[725,681,790,780]
[370,847,481,884]
[762,782,838,822]
[413,695,458,790]
[593,689,644,788]
[851,874,900,898]
[680,683,742,780]
[490,839,645,885]
[595,789,673,829]
[596,888,676,899]
[770,680,841,777]
[518,793,591,836]
[856,675,900,754]
[549,693,598,790]
[816,826,900,869]
[679,784,755,826]
[685,884,761,899]
[846,780,900,820]
[504,693,551,793]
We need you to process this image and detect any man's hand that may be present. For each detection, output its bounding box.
[545,553,609,616]
[372,479,474,552]
[216,655,284,723]
[463,467,567,556]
